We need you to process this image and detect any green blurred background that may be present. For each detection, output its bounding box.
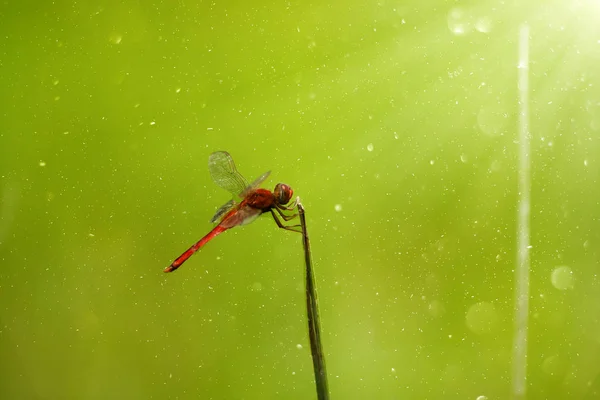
[1,1,599,399]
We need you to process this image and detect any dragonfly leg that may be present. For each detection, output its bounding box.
[275,205,298,221]
[278,197,298,211]
[270,209,302,233]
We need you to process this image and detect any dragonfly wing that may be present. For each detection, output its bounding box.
[210,199,237,223]
[241,170,271,197]
[208,151,249,197]
[219,205,262,229]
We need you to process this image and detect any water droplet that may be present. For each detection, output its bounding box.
[109,34,122,45]
[447,8,472,36]
[475,17,492,33]
[460,154,468,163]
[476,396,489,400]
[39,161,46,167]
[551,266,574,290]
[430,160,435,165]
[175,87,181,94]
[466,302,498,334]
[334,204,342,212]
[367,143,374,152]
[296,344,303,349]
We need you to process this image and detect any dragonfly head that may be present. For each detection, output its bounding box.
[274,183,293,205]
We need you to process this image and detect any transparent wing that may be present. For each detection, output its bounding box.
[241,170,271,196]
[208,151,249,197]
[210,199,236,223]
[219,205,262,229]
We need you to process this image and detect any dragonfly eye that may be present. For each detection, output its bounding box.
[274,183,293,204]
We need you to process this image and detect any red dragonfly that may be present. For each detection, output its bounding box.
[165,151,300,273]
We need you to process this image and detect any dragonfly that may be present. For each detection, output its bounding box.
[164,151,300,273]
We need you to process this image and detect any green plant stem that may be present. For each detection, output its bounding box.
[297,199,329,400]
